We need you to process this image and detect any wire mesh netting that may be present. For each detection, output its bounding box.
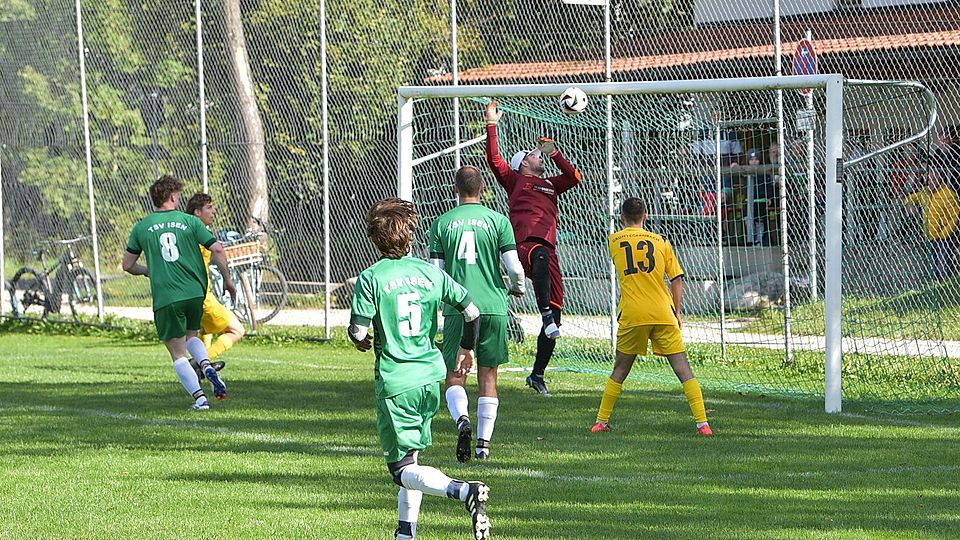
[406,83,959,411]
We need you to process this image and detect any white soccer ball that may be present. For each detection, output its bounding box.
[559,87,588,115]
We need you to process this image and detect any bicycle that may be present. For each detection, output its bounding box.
[10,236,97,319]
[209,220,288,327]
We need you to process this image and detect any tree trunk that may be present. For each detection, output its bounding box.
[223,0,268,230]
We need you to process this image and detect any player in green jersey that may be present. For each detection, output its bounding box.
[349,198,491,540]
[429,165,525,462]
[122,175,236,410]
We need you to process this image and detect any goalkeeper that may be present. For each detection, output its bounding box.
[483,99,583,396]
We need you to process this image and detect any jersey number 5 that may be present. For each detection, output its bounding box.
[397,292,422,337]
[159,232,180,262]
[620,240,655,275]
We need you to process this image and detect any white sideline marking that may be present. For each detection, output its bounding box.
[0,401,377,455]
[499,463,960,485]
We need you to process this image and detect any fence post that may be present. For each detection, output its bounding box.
[76,0,105,323]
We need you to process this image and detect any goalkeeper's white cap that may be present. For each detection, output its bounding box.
[510,149,541,171]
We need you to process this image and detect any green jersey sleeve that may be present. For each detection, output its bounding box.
[428,218,443,261]
[350,271,376,326]
[126,222,142,254]
[497,215,517,253]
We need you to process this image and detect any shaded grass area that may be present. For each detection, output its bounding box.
[1,334,959,539]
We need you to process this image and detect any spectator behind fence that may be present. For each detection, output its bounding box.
[903,153,960,281]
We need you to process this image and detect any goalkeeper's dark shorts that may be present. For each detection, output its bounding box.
[518,239,564,310]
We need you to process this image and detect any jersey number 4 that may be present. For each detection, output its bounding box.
[456,231,477,265]
[620,240,655,275]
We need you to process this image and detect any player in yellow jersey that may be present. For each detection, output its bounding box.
[185,193,246,378]
[591,197,712,436]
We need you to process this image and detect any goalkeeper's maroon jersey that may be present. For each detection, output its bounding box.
[484,124,582,247]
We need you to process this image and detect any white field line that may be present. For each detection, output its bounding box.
[499,463,960,485]
[0,401,377,455]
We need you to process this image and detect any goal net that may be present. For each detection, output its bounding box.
[398,76,960,413]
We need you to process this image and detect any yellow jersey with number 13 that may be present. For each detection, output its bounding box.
[608,226,684,328]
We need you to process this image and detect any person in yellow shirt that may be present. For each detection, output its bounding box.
[592,197,712,436]
[904,161,959,281]
[185,193,246,378]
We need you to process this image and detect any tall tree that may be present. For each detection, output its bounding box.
[224,0,268,230]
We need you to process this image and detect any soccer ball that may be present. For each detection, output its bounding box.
[559,87,588,115]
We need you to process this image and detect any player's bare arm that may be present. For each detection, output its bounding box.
[207,241,237,302]
[121,251,149,277]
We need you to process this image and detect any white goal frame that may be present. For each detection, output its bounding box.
[397,74,855,413]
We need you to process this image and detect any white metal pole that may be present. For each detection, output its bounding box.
[805,30,818,301]
[398,96,414,201]
[605,0,617,350]
[0,147,5,317]
[773,0,794,365]
[321,0,331,340]
[195,0,209,192]
[716,123,726,359]
[824,76,844,413]
[451,0,461,171]
[76,0,104,323]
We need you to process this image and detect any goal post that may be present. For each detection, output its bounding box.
[397,74,948,414]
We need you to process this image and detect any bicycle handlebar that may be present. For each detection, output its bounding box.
[41,235,92,247]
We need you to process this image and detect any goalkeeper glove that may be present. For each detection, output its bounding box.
[537,136,558,156]
[485,100,502,125]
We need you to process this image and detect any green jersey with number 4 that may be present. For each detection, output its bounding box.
[428,202,516,315]
[126,210,216,311]
[350,256,471,399]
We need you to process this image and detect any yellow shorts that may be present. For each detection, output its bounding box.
[616,324,685,357]
[201,294,235,335]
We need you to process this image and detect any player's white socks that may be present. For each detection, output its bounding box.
[172,357,202,396]
[186,336,211,369]
[400,464,468,501]
[476,396,499,443]
[445,385,469,426]
[396,488,422,539]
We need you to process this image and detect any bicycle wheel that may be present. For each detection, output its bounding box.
[233,264,288,325]
[66,268,97,318]
[11,267,51,318]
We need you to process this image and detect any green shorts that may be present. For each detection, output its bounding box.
[376,382,441,464]
[154,297,204,342]
[442,313,509,371]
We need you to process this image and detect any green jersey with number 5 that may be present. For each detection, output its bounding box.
[126,210,216,311]
[350,257,471,399]
[428,202,515,315]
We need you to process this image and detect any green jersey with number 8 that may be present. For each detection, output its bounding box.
[126,210,216,311]
[428,202,515,315]
[350,256,472,399]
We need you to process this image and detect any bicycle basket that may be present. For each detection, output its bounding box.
[224,241,263,266]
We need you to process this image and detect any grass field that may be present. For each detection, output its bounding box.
[1,330,959,539]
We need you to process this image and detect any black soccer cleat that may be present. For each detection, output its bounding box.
[191,359,226,381]
[525,374,550,396]
[204,365,228,400]
[456,416,473,463]
[463,481,490,540]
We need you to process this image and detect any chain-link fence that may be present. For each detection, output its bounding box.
[2,0,959,408]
